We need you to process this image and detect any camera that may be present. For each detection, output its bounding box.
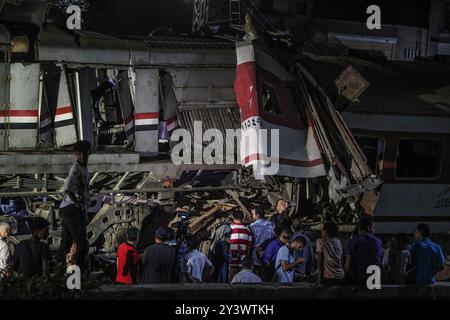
[178,211,190,221]
[175,211,191,243]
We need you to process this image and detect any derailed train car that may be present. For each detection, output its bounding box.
[0,2,379,254]
[303,55,450,234]
[0,22,248,250]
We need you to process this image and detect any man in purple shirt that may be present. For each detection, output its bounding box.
[345,215,382,285]
[261,228,292,281]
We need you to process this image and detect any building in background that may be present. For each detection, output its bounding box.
[429,0,450,59]
[195,0,450,62]
[304,0,450,62]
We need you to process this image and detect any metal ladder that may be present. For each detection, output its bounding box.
[229,0,242,28]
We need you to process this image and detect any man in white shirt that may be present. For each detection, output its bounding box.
[232,258,263,284]
[0,222,11,277]
[183,236,214,283]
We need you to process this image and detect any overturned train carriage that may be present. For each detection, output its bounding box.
[0,20,378,252]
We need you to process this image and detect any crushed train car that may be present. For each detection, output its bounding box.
[0,2,381,257]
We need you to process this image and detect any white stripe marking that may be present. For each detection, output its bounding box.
[236,42,255,65]
[55,113,73,122]
[0,116,37,123]
[135,118,158,126]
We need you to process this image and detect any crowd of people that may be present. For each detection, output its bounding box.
[109,199,447,287]
[0,199,447,287]
[0,218,52,279]
[0,140,447,288]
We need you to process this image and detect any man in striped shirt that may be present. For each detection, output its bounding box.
[229,211,253,281]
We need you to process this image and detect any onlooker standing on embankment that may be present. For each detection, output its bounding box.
[408,223,445,285]
[317,222,345,287]
[59,141,92,273]
[345,215,382,285]
[229,211,253,281]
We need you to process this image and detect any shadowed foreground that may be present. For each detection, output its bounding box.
[85,283,450,300]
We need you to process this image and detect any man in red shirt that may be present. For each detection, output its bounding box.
[229,211,253,281]
[116,228,140,285]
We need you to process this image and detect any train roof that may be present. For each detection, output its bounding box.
[37,25,236,67]
[303,54,450,117]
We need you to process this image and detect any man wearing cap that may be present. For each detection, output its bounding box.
[345,215,382,285]
[59,140,92,272]
[273,233,306,283]
[250,205,275,276]
[116,228,140,285]
[141,227,177,284]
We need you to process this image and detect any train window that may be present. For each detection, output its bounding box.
[396,139,443,179]
[442,3,450,32]
[355,136,385,174]
[261,81,282,116]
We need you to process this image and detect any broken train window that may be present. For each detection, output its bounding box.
[261,81,282,116]
[355,136,385,174]
[396,139,443,179]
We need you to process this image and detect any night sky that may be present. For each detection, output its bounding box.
[83,0,193,36]
[79,0,433,36]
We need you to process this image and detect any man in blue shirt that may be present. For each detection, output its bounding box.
[274,234,306,283]
[345,215,382,285]
[408,223,445,285]
[261,229,292,281]
[291,216,314,280]
[250,205,275,275]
